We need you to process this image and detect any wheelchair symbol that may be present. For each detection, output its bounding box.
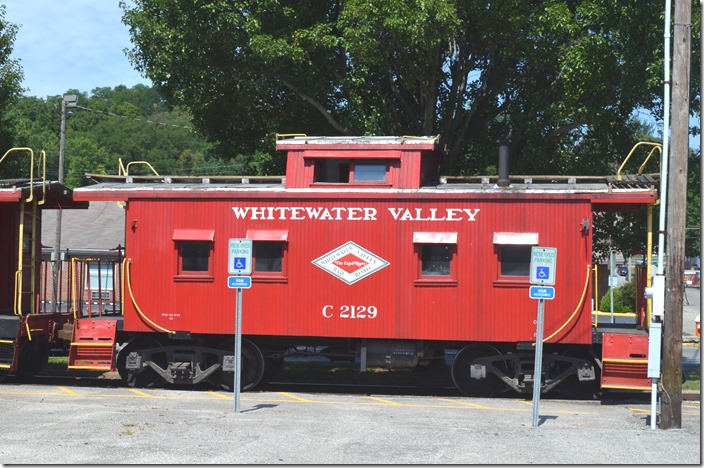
[233,257,247,270]
[536,266,550,279]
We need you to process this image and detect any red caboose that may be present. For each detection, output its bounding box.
[0,148,87,381]
[72,136,658,396]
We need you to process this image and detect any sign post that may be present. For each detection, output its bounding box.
[228,238,252,413]
[529,246,556,427]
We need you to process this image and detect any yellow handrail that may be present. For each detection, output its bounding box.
[616,141,662,180]
[592,265,599,327]
[275,133,308,142]
[400,135,440,144]
[71,258,78,320]
[37,150,47,205]
[118,158,160,177]
[0,147,37,202]
[544,264,591,342]
[123,258,175,334]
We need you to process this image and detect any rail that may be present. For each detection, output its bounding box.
[0,147,48,204]
[617,142,662,180]
[2,148,48,318]
[70,258,122,320]
[118,158,160,178]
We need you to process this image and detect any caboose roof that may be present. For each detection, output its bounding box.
[72,175,657,210]
[275,135,438,150]
[0,179,87,208]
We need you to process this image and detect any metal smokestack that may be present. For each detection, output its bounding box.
[497,140,511,187]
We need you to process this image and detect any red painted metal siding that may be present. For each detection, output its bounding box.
[121,192,594,345]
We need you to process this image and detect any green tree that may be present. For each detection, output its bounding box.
[599,280,637,313]
[7,86,212,186]
[0,5,24,176]
[685,149,701,258]
[121,0,667,175]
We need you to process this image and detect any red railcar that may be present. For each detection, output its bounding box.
[0,148,87,381]
[69,136,657,397]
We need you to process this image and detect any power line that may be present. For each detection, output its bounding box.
[74,105,193,130]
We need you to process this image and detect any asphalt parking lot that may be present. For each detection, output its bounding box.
[0,383,699,464]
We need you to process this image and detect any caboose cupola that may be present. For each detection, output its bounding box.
[276,135,441,189]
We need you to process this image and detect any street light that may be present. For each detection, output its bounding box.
[52,94,80,313]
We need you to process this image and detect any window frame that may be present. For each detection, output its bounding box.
[413,232,458,286]
[312,158,392,187]
[247,230,289,283]
[173,229,215,282]
[493,232,538,287]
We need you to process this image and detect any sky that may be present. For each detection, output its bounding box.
[4,0,150,98]
[1,1,699,152]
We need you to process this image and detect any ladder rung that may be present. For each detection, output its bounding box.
[70,342,114,347]
[67,365,113,371]
[602,358,648,364]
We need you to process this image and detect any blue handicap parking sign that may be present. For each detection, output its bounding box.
[536,266,550,279]
[233,257,247,271]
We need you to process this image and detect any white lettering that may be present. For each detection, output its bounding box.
[322,305,333,318]
[414,208,430,221]
[429,208,445,221]
[388,208,403,220]
[348,207,363,220]
[290,207,305,220]
[232,207,250,219]
[250,207,266,220]
[231,206,479,221]
[322,304,378,319]
[305,207,323,219]
[463,208,480,221]
[331,207,345,220]
[446,208,463,221]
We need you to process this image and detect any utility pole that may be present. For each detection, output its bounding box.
[51,94,79,313]
[661,0,691,430]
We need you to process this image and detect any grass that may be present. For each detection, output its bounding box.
[683,370,700,391]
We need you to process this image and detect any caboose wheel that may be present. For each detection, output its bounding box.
[213,338,265,392]
[556,349,600,400]
[116,338,163,388]
[451,345,507,397]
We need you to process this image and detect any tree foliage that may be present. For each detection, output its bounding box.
[121,0,669,176]
[6,85,216,188]
[599,280,636,313]
[0,5,25,177]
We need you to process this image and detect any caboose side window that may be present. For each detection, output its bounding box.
[493,232,538,283]
[313,158,389,184]
[413,232,457,286]
[499,245,531,276]
[353,160,387,181]
[247,229,288,283]
[421,245,452,275]
[314,159,350,182]
[181,242,211,272]
[254,242,284,273]
[173,229,215,282]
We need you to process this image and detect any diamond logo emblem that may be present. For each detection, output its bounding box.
[312,241,389,285]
